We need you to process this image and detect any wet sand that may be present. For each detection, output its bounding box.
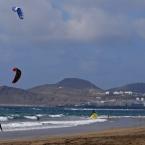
[1,127,145,145]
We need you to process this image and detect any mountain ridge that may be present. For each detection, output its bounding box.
[0,78,144,106]
[108,82,145,93]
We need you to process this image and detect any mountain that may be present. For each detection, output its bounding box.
[0,78,103,106]
[28,78,104,106]
[57,78,102,90]
[108,83,145,93]
[28,78,103,94]
[28,78,103,105]
[1,78,145,107]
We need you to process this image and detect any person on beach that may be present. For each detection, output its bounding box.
[0,123,3,131]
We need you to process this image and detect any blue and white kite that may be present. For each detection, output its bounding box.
[12,7,24,20]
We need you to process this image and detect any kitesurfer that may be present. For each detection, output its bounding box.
[90,110,98,120]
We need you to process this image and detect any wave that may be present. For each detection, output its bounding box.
[64,108,145,111]
[108,116,145,119]
[2,118,107,132]
[0,115,23,122]
[32,107,42,111]
[92,115,145,119]
[24,116,37,120]
[42,118,106,126]
[48,114,64,118]
[0,116,8,121]
[36,114,45,117]
[0,114,65,122]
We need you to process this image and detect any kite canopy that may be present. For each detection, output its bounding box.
[12,6,24,20]
[12,67,22,83]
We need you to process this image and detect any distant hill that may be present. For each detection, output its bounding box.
[28,78,104,106]
[57,78,102,90]
[108,83,145,93]
[0,85,74,106]
[0,85,92,106]
[29,78,103,94]
[0,86,38,105]
[0,78,104,106]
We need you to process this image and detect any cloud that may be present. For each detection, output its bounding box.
[0,0,145,88]
[0,0,144,45]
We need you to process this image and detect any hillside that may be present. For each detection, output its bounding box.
[0,86,73,106]
[108,83,145,93]
[28,78,103,106]
[0,86,38,105]
[0,79,145,107]
[28,78,103,96]
[0,78,103,106]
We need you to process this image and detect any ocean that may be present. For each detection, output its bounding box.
[0,106,145,132]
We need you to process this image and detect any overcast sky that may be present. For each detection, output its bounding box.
[0,0,145,89]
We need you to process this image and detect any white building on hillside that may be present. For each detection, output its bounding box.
[113,91,123,95]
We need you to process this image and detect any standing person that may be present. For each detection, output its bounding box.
[36,116,40,121]
[0,123,3,131]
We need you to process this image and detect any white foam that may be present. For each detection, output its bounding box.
[42,118,106,126]
[48,114,64,118]
[2,118,107,132]
[36,114,45,117]
[10,114,20,117]
[109,116,145,119]
[32,108,41,111]
[65,108,145,111]
[24,116,37,120]
[7,116,14,120]
[0,116,8,121]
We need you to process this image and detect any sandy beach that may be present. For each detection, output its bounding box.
[0,117,144,144]
[0,126,145,145]
[0,118,144,145]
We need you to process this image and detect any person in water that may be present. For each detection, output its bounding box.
[36,116,40,121]
[90,110,98,119]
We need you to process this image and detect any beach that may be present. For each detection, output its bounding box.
[0,117,145,145]
[0,126,145,145]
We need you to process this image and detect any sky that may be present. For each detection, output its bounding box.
[0,0,145,89]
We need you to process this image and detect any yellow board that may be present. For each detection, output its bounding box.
[90,113,98,120]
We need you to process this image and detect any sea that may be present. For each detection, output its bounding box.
[0,106,145,132]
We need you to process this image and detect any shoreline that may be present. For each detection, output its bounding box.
[0,117,144,138]
[1,126,145,145]
[0,117,144,141]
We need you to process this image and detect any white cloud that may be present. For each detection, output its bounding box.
[0,0,145,45]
